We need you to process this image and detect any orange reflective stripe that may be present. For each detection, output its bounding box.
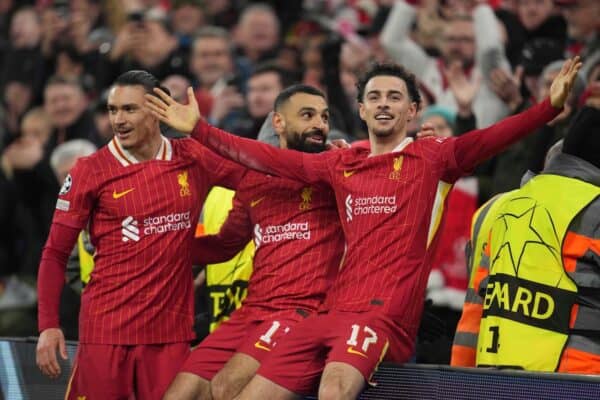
[558,347,600,374]
[569,303,579,329]
[472,267,488,295]
[451,345,476,367]
[195,223,205,238]
[563,232,600,272]
[456,302,483,334]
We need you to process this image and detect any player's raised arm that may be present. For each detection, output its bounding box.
[145,88,333,186]
[448,57,582,176]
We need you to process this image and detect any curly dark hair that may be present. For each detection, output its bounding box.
[356,63,421,111]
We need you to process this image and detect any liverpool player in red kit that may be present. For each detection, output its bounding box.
[147,58,581,399]
[163,85,345,400]
[35,71,245,400]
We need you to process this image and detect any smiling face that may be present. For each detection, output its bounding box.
[274,92,329,153]
[107,85,160,151]
[358,75,417,139]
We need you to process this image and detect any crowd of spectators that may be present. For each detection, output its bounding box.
[0,0,598,364]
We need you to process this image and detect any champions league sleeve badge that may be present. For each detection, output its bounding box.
[59,174,73,195]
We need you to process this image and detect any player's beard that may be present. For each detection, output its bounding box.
[286,129,327,153]
[372,126,395,138]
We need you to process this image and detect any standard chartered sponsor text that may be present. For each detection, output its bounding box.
[257,222,310,245]
[143,211,191,234]
[353,196,397,216]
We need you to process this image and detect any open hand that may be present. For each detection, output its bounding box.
[145,87,201,134]
[445,61,481,117]
[550,57,582,108]
[36,328,68,379]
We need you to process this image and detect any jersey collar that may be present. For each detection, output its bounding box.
[108,136,172,166]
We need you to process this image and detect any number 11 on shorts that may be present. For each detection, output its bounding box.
[259,321,281,344]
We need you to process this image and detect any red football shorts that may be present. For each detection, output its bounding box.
[180,309,305,380]
[257,311,414,395]
[65,342,190,400]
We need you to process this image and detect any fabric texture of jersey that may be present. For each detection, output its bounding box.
[181,308,304,380]
[65,343,189,400]
[195,169,343,318]
[192,99,559,344]
[257,311,411,395]
[43,136,244,344]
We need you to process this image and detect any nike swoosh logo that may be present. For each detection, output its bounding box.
[343,170,355,178]
[254,341,271,352]
[347,346,367,358]
[250,197,265,207]
[113,188,134,199]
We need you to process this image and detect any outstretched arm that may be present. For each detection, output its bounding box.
[146,88,334,186]
[447,57,582,179]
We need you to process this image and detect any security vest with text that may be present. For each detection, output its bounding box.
[477,174,600,371]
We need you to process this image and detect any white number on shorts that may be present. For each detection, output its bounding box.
[259,321,281,344]
[346,324,379,352]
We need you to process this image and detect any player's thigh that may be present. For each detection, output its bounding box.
[236,374,301,400]
[181,316,250,381]
[256,314,330,396]
[239,316,301,362]
[135,342,190,400]
[211,352,260,400]
[163,372,211,400]
[66,344,134,400]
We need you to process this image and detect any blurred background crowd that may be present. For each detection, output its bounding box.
[0,0,598,364]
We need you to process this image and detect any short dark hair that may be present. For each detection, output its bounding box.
[356,63,421,111]
[274,84,326,112]
[193,25,230,42]
[45,75,84,92]
[114,70,171,96]
[250,62,296,90]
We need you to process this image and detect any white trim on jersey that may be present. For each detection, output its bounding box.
[426,180,452,248]
[367,137,414,157]
[391,137,414,153]
[108,136,173,166]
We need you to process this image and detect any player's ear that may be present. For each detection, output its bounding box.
[272,112,285,136]
[358,102,366,122]
[407,101,417,122]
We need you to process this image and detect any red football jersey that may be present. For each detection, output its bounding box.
[49,136,244,344]
[196,170,343,318]
[192,99,559,335]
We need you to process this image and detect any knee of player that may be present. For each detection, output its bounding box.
[163,373,211,400]
[318,380,353,400]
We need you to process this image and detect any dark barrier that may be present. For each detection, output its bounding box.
[1,337,600,399]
